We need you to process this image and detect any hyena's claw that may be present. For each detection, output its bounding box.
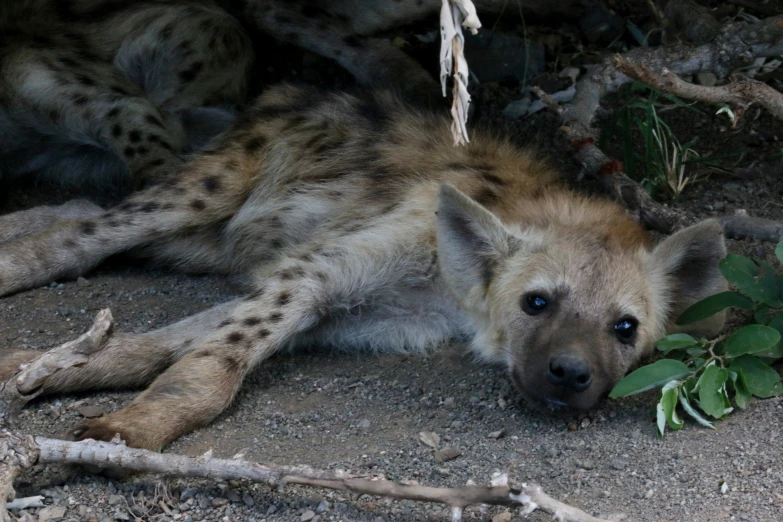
[68,419,128,445]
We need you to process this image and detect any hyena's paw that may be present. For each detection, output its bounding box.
[69,414,162,450]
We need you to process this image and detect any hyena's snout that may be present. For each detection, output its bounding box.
[547,353,593,393]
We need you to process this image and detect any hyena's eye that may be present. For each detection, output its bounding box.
[521,293,548,315]
[614,317,638,344]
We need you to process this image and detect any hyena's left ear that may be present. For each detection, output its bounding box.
[436,184,521,313]
[648,219,728,337]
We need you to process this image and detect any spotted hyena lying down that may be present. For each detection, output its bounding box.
[1,0,584,189]
[0,84,727,449]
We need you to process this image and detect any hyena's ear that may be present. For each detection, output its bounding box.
[649,219,728,337]
[436,184,520,312]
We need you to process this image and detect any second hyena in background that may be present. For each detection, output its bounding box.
[0,85,727,449]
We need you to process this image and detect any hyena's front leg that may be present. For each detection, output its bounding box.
[68,229,420,449]
[0,300,240,389]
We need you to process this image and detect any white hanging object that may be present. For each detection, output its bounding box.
[439,0,481,145]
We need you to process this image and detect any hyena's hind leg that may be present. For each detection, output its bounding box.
[0,200,104,244]
[0,300,240,391]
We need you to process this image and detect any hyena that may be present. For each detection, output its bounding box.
[1,0,586,190]
[0,85,726,450]
[0,0,253,188]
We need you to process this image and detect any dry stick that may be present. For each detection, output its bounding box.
[0,309,114,425]
[612,55,783,121]
[0,312,609,522]
[0,433,610,522]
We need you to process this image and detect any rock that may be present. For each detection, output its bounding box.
[487,429,505,439]
[418,431,440,449]
[434,447,461,463]
[442,397,455,408]
[502,99,532,120]
[435,467,451,477]
[575,459,595,470]
[242,493,255,507]
[226,490,241,502]
[357,418,371,429]
[558,66,580,83]
[463,31,545,82]
[107,495,123,506]
[611,459,627,470]
[180,487,198,501]
[301,509,316,521]
[316,500,330,513]
[77,405,104,418]
[580,7,625,43]
[211,497,229,507]
[76,277,91,287]
[492,510,513,522]
[696,72,717,87]
[38,506,67,521]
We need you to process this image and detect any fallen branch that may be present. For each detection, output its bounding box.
[612,55,783,122]
[0,309,114,425]
[0,432,610,522]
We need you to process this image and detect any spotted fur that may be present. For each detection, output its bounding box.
[0,85,727,449]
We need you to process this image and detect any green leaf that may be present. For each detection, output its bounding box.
[724,325,781,357]
[656,400,667,438]
[678,388,715,429]
[758,314,783,359]
[661,381,684,431]
[698,364,733,419]
[676,292,755,325]
[729,355,781,398]
[609,359,691,398]
[719,255,783,307]
[775,239,783,266]
[656,334,698,354]
[755,305,772,325]
[729,370,752,410]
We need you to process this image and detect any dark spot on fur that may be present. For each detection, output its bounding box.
[202,176,221,193]
[268,312,283,323]
[245,287,265,301]
[222,356,241,373]
[190,199,206,211]
[128,130,141,143]
[218,319,233,328]
[481,172,506,185]
[107,107,121,118]
[76,74,95,86]
[71,94,88,106]
[124,147,135,158]
[244,136,266,153]
[474,187,499,207]
[111,124,123,137]
[226,332,244,344]
[79,221,96,235]
[110,85,130,96]
[277,291,291,306]
[243,317,262,326]
[136,146,149,156]
[278,266,305,280]
[257,329,270,339]
[178,61,204,83]
[139,201,159,213]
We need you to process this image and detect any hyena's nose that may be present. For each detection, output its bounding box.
[547,354,593,393]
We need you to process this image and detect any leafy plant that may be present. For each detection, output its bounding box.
[610,241,783,437]
[600,83,734,200]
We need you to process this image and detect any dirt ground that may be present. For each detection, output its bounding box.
[2,6,783,522]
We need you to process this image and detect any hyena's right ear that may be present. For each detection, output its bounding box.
[436,184,521,313]
[648,219,728,337]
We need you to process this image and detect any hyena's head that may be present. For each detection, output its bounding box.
[436,185,727,412]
